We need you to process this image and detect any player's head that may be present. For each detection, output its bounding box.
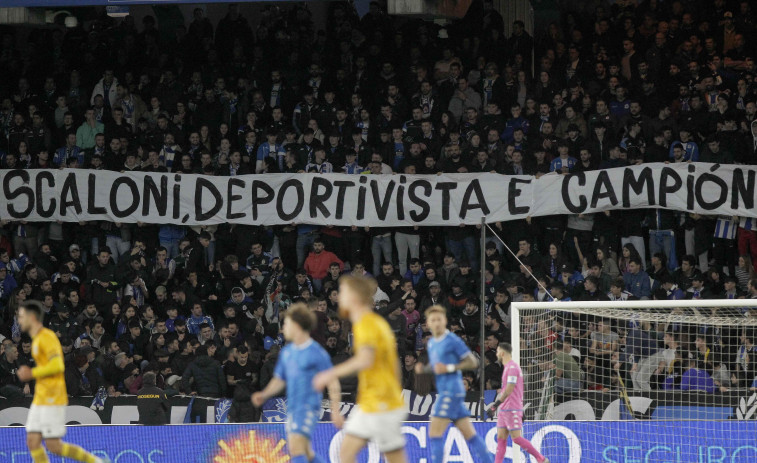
[424,305,448,336]
[497,342,513,361]
[337,275,377,318]
[18,300,45,332]
[282,302,315,342]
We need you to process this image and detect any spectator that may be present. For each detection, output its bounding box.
[303,239,343,293]
[182,344,226,421]
[554,339,583,394]
[136,371,169,425]
[679,358,716,394]
[623,258,651,300]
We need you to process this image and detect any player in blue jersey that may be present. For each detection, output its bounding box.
[252,303,343,463]
[414,305,493,463]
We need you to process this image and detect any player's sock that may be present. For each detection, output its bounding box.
[513,436,545,462]
[290,456,308,463]
[309,455,326,463]
[495,438,507,463]
[467,435,493,463]
[429,436,444,463]
[58,443,97,463]
[30,447,50,463]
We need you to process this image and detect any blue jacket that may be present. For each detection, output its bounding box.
[623,270,651,299]
[680,368,716,393]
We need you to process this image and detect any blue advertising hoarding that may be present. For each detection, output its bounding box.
[0,421,756,462]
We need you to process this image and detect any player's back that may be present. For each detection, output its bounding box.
[501,359,524,411]
[276,339,332,411]
[353,311,404,413]
[428,331,469,396]
[31,327,67,406]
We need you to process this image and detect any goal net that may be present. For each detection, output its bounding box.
[508,300,757,463]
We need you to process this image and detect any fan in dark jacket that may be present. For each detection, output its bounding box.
[181,344,227,397]
[137,371,170,425]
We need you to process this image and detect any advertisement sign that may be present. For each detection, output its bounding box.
[1,421,757,462]
[261,389,496,422]
[0,389,755,426]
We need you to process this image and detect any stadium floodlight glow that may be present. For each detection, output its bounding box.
[509,299,757,463]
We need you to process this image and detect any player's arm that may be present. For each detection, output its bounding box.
[31,354,65,379]
[488,371,517,413]
[455,352,479,371]
[251,377,285,407]
[494,382,515,404]
[424,352,479,375]
[327,378,344,428]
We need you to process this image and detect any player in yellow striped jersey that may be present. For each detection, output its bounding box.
[313,275,408,463]
[16,300,109,463]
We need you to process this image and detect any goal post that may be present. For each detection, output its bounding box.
[507,299,757,463]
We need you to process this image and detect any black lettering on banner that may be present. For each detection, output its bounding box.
[194,177,223,221]
[109,177,140,218]
[357,176,367,220]
[460,179,490,218]
[142,175,168,217]
[408,180,432,222]
[622,167,655,208]
[226,178,246,220]
[686,164,696,210]
[309,177,333,219]
[694,167,728,210]
[434,182,457,220]
[332,180,354,220]
[508,178,531,215]
[658,167,682,207]
[370,179,396,220]
[59,172,82,216]
[251,180,275,221]
[562,173,587,213]
[276,179,304,221]
[731,169,755,210]
[397,176,407,221]
[590,170,619,209]
[87,174,107,215]
[172,175,181,219]
[35,171,56,218]
[3,170,33,218]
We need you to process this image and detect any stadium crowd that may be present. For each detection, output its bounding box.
[0,0,756,421]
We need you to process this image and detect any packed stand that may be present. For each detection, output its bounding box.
[0,0,756,417]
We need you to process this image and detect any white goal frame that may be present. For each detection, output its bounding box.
[509,299,757,463]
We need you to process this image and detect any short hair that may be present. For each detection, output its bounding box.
[424,304,447,319]
[338,275,377,307]
[286,302,316,332]
[20,300,45,321]
[498,342,513,353]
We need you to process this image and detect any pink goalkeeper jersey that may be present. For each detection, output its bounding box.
[500,359,524,411]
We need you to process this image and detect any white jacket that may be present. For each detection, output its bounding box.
[90,77,119,108]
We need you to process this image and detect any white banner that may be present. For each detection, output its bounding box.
[0,163,754,226]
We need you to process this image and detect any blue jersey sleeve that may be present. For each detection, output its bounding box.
[451,335,471,362]
[273,348,287,381]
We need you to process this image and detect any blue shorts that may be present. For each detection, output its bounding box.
[287,406,319,438]
[431,393,470,422]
